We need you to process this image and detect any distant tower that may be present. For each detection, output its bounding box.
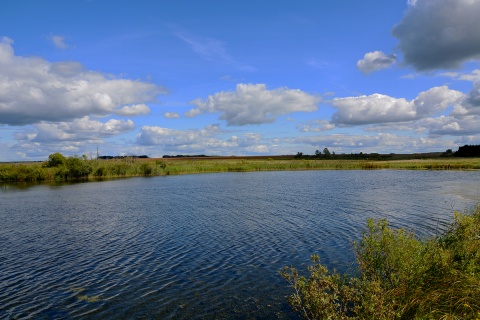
[96,146,99,159]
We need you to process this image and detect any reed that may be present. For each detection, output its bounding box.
[1,156,479,182]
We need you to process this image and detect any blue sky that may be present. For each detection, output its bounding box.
[1,0,480,161]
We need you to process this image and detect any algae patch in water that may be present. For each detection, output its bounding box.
[77,294,102,303]
[70,287,102,303]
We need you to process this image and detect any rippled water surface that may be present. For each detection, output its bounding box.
[1,170,480,319]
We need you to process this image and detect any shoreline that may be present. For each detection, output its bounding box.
[1,157,480,183]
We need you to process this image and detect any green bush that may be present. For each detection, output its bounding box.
[46,152,66,167]
[54,156,92,180]
[94,166,107,177]
[155,160,167,169]
[281,206,480,319]
[0,164,48,182]
[108,162,129,176]
[139,162,153,175]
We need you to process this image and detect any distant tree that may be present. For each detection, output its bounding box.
[454,145,480,157]
[315,150,321,156]
[295,152,304,159]
[46,152,66,167]
[323,148,331,156]
[445,149,453,154]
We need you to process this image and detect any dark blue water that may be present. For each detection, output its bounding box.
[1,170,479,319]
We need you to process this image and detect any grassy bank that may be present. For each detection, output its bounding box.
[281,205,480,319]
[1,155,480,182]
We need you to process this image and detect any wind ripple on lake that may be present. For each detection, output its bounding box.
[1,170,479,319]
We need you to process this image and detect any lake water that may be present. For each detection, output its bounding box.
[1,170,480,319]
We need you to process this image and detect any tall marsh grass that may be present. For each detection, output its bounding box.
[1,156,480,182]
[281,205,480,319]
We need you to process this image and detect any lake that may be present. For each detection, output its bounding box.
[1,170,479,319]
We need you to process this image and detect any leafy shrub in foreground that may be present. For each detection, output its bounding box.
[281,206,480,320]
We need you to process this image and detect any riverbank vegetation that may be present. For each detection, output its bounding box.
[1,153,480,182]
[281,205,480,319]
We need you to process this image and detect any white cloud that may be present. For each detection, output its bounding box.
[357,51,396,74]
[164,112,180,119]
[137,125,232,149]
[137,125,272,155]
[115,104,151,116]
[246,145,269,153]
[0,37,166,125]
[6,116,136,160]
[452,81,480,115]
[184,108,202,118]
[458,69,480,81]
[439,69,480,81]
[417,115,480,135]
[296,120,335,132]
[332,86,464,125]
[29,117,135,142]
[392,0,480,70]
[291,132,452,154]
[50,35,69,49]
[186,83,320,126]
[306,58,329,69]
[414,86,464,116]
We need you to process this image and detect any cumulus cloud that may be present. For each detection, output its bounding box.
[137,125,228,148]
[296,120,335,132]
[418,115,480,135]
[29,117,135,143]
[357,51,396,74]
[0,37,166,125]
[452,82,480,116]
[332,86,464,125]
[137,125,270,154]
[115,104,150,116]
[291,132,450,154]
[392,0,480,70]
[293,133,403,151]
[459,69,480,81]
[50,35,69,49]
[138,126,194,146]
[164,112,180,119]
[306,58,329,69]
[186,83,320,126]
[246,145,269,153]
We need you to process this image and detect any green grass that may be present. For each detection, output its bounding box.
[281,205,480,320]
[1,156,480,182]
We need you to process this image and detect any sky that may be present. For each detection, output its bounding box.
[1,0,480,161]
